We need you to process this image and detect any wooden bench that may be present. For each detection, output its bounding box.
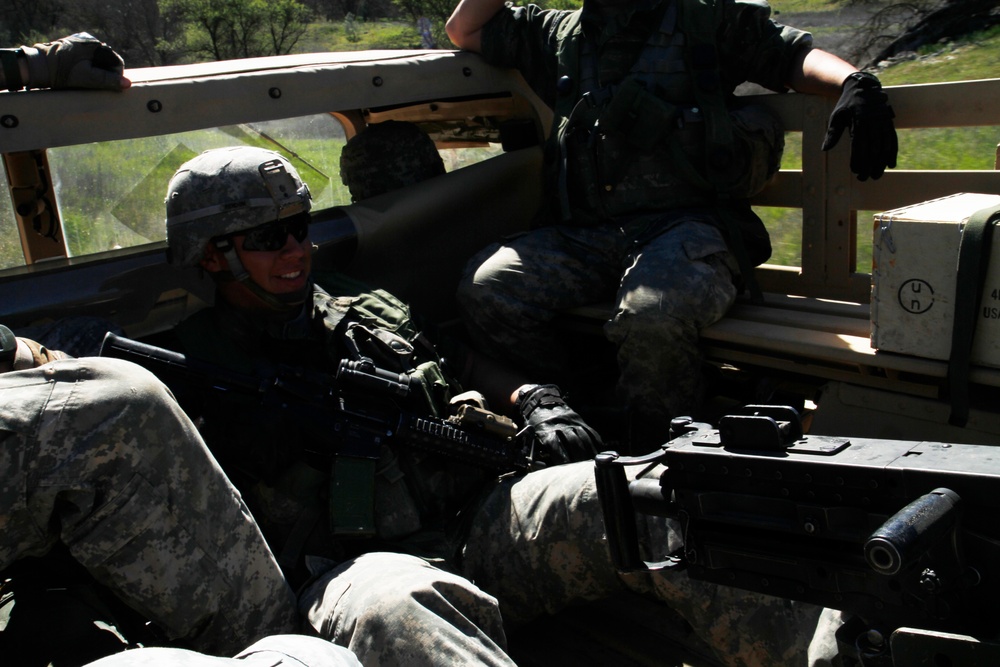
[564,290,1000,405]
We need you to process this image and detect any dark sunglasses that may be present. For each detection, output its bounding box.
[239,213,311,252]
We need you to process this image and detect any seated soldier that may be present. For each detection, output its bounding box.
[0,326,307,658]
[162,141,823,667]
[0,34,357,667]
[163,140,600,666]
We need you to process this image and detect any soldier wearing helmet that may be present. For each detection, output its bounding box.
[161,135,605,666]
[166,146,313,313]
[162,134,819,667]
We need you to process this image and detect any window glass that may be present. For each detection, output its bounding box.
[46,114,350,257]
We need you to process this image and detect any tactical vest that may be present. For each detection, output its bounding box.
[550,0,782,269]
[310,274,458,418]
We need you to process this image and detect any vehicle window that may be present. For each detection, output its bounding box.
[46,113,351,258]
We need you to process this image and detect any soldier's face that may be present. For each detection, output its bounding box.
[233,226,312,296]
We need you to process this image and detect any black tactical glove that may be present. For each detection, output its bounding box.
[516,384,602,465]
[821,71,897,181]
[1,33,126,92]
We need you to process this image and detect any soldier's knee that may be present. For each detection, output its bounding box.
[456,260,517,322]
[358,559,499,623]
[86,357,169,397]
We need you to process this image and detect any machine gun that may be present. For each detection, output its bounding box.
[100,332,534,535]
[595,405,1000,666]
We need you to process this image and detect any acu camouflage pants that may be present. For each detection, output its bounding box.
[84,635,360,667]
[457,215,739,448]
[0,358,298,655]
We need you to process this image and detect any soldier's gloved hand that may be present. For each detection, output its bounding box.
[821,71,897,181]
[515,384,602,465]
[5,33,128,91]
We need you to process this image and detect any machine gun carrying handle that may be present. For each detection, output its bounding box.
[718,404,803,450]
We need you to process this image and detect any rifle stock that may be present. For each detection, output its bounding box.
[596,406,1000,665]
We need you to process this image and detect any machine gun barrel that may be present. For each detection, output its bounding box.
[864,487,962,577]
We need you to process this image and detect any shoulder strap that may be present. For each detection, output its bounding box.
[948,203,1000,426]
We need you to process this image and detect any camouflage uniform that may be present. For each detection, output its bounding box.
[84,635,361,667]
[174,277,821,667]
[457,0,813,445]
[297,552,511,666]
[462,459,823,667]
[0,354,299,655]
[172,279,512,667]
[460,216,740,442]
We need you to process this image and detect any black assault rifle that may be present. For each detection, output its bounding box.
[595,406,1000,667]
[100,332,535,535]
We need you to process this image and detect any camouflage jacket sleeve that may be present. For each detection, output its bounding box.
[479,4,575,104]
[716,0,813,93]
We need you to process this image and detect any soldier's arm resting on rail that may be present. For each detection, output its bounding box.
[787,47,897,181]
[0,33,130,92]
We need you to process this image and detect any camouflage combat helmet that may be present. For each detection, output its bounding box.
[165,146,311,267]
[340,121,445,202]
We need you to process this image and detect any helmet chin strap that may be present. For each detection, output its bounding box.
[213,239,310,313]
